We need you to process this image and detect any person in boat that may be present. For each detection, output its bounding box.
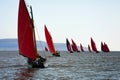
[27,56,46,68]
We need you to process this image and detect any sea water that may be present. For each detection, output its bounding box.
[0,51,120,80]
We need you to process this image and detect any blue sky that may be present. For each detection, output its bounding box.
[0,0,120,51]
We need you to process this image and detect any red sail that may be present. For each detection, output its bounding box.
[72,44,76,51]
[18,0,37,60]
[45,46,48,51]
[91,37,98,52]
[101,42,105,51]
[88,44,91,52]
[66,38,73,52]
[71,39,79,52]
[101,42,110,52]
[104,42,110,52]
[44,25,56,54]
[80,43,84,52]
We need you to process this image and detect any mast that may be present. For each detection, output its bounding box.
[30,6,39,57]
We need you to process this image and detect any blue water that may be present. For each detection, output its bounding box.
[0,51,120,80]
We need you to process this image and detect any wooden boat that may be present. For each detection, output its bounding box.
[18,0,46,68]
[44,25,60,56]
[80,43,84,52]
[90,37,99,53]
[71,39,80,52]
[66,38,73,53]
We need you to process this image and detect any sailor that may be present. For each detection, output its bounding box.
[32,58,45,68]
[27,57,46,68]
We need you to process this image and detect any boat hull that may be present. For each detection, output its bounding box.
[27,57,46,68]
[52,51,60,57]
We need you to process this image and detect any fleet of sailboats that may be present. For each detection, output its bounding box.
[17,0,111,68]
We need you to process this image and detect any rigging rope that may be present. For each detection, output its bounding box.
[35,25,47,58]
[26,0,47,58]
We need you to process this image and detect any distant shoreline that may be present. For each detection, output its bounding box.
[0,50,120,53]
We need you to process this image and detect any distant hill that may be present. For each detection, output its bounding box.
[0,39,67,51]
[0,39,87,51]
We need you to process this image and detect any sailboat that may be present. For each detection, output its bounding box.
[80,43,84,52]
[45,46,48,51]
[18,0,46,68]
[66,38,73,53]
[44,25,60,56]
[90,37,99,53]
[104,42,110,52]
[101,42,110,52]
[71,39,80,52]
[88,44,92,52]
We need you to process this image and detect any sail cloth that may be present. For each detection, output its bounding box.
[101,42,110,52]
[66,38,73,53]
[88,44,91,52]
[80,43,84,52]
[90,37,98,53]
[44,25,56,54]
[104,43,110,52]
[18,0,37,60]
[71,39,79,52]
[101,42,104,51]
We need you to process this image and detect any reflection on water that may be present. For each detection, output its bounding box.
[15,68,38,80]
[0,51,120,80]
